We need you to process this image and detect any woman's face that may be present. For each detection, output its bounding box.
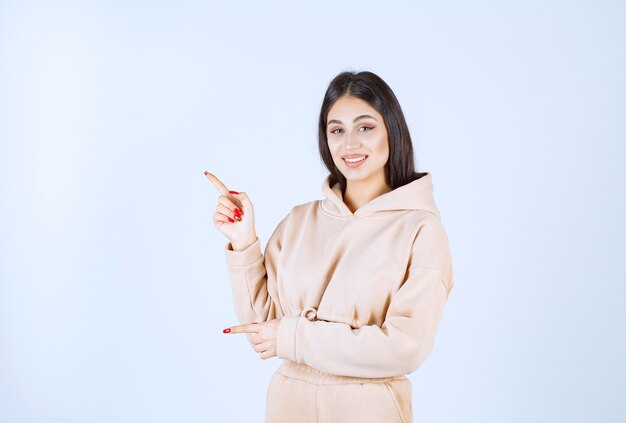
[326,95,389,183]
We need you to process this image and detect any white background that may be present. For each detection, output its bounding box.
[1,1,624,422]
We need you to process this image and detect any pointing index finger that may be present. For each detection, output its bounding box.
[224,323,259,334]
[204,171,230,196]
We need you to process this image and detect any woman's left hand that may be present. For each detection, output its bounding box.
[223,319,281,360]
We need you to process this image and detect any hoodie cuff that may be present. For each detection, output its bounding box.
[224,237,261,267]
[277,316,301,362]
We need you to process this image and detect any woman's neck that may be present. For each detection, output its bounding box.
[343,173,392,213]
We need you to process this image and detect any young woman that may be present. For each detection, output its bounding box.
[205,70,455,423]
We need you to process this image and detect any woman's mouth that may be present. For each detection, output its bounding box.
[342,155,368,168]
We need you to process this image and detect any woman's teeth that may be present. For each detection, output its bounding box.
[343,155,368,167]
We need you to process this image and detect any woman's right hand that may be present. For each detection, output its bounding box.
[204,171,258,251]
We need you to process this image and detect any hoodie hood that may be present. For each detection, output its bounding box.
[319,172,441,220]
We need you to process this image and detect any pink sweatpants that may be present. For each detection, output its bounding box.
[265,360,413,423]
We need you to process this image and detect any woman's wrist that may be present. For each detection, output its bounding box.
[231,236,258,252]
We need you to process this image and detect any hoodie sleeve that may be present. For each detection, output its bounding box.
[276,219,454,378]
[223,211,290,325]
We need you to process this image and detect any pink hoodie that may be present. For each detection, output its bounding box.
[224,172,454,378]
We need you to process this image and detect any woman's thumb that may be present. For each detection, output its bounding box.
[228,190,250,210]
[236,191,252,209]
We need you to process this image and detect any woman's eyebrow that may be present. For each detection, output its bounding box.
[327,114,378,125]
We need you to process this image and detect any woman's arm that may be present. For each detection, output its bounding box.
[223,211,290,325]
[276,219,455,378]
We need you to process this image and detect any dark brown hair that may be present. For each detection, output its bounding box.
[318,70,426,195]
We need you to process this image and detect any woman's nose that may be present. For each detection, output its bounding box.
[345,130,361,150]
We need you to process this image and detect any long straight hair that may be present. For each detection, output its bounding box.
[317,70,426,195]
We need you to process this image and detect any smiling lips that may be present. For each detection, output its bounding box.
[342,154,368,167]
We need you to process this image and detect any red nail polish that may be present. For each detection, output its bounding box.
[229,190,239,194]
[204,171,208,175]
[228,217,234,223]
[234,208,241,215]
[223,328,231,333]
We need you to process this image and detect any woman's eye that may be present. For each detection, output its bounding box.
[329,126,372,134]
